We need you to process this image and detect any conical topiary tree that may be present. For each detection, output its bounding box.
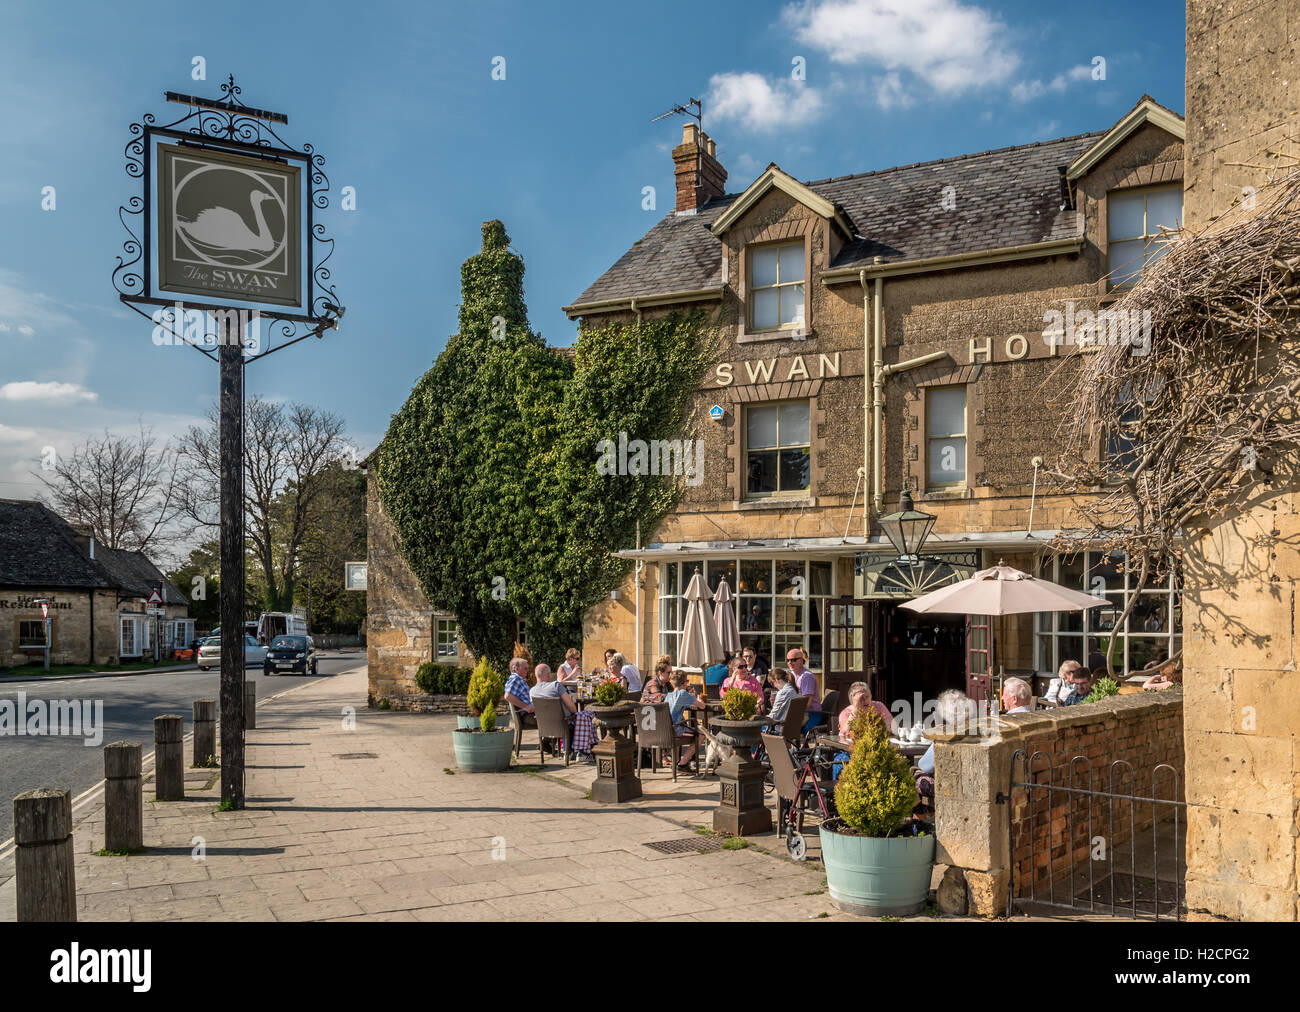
[833,708,918,836]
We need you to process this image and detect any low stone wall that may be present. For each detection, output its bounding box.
[366,691,508,718]
[931,690,1184,917]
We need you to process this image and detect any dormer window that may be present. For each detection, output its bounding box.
[748,242,805,332]
[1108,185,1182,289]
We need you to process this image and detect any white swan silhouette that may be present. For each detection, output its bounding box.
[179,190,276,253]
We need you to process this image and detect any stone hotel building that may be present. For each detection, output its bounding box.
[568,96,1186,705]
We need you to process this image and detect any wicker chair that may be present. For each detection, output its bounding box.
[507,700,539,759]
[532,697,571,767]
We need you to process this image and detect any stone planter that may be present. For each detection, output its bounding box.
[588,702,640,803]
[452,727,514,772]
[709,717,772,836]
[820,819,936,917]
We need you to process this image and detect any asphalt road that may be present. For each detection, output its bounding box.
[0,651,364,845]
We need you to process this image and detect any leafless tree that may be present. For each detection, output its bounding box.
[1049,169,1300,674]
[178,396,349,611]
[37,423,184,556]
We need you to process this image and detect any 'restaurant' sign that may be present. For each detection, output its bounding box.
[158,143,301,307]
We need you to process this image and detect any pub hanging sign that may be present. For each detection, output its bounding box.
[158,143,302,308]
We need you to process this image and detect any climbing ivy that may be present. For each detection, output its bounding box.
[375,220,715,670]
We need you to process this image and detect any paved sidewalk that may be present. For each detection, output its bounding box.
[0,668,862,922]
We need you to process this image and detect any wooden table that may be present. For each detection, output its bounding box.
[814,732,929,759]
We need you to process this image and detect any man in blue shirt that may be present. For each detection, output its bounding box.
[1062,668,1094,706]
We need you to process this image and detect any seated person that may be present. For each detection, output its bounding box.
[503,657,536,727]
[1001,677,1033,714]
[915,688,972,791]
[703,657,730,698]
[838,681,897,740]
[721,661,765,713]
[765,668,799,725]
[609,652,642,692]
[1062,667,1094,705]
[1142,658,1182,691]
[785,649,823,730]
[664,669,702,769]
[640,658,673,703]
[530,663,597,758]
[557,647,582,681]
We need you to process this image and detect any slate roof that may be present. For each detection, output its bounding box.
[0,498,181,599]
[0,499,104,589]
[569,131,1106,309]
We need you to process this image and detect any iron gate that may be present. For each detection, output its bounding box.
[1005,749,1186,920]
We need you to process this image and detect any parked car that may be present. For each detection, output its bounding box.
[197,634,270,671]
[263,634,318,676]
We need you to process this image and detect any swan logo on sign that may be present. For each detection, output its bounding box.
[158,143,302,307]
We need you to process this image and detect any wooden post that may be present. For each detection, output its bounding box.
[219,334,246,808]
[14,788,76,922]
[193,699,216,767]
[153,714,184,801]
[103,742,143,852]
[244,681,257,731]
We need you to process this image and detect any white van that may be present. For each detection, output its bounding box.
[256,612,307,643]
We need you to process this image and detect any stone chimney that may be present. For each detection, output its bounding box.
[672,123,727,212]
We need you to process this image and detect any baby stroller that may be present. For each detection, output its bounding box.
[761,732,838,861]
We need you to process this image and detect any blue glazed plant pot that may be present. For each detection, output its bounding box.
[820,820,935,917]
[452,727,514,772]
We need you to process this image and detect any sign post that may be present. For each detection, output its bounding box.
[38,600,51,672]
[113,76,344,808]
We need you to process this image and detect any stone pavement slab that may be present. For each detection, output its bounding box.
[0,667,923,922]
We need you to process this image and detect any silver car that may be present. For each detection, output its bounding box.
[197,634,270,671]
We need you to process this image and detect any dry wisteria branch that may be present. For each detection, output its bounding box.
[1048,170,1300,674]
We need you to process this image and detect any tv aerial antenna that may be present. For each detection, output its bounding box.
[651,97,704,192]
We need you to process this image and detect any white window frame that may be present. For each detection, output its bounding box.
[744,400,811,500]
[747,241,806,333]
[435,618,460,664]
[925,385,967,488]
[1107,184,1182,290]
[120,615,142,657]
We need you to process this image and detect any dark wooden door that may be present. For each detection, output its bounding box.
[823,598,886,711]
[966,613,992,703]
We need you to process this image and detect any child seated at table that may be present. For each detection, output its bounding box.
[664,669,700,770]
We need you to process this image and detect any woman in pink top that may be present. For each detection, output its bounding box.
[838,681,896,740]
[721,661,765,713]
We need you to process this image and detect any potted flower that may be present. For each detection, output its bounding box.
[821,708,934,917]
[451,657,514,772]
[587,675,633,733]
[710,688,766,748]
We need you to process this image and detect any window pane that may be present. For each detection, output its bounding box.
[779,448,810,491]
[740,634,772,667]
[1145,237,1172,268]
[927,387,965,436]
[751,247,778,287]
[1109,239,1145,286]
[774,599,804,632]
[663,561,678,596]
[809,560,832,597]
[1145,187,1183,232]
[706,559,735,595]
[740,597,772,632]
[779,401,810,446]
[746,450,777,493]
[778,243,804,282]
[740,559,772,593]
[780,285,805,325]
[1132,593,1170,633]
[747,405,778,449]
[1108,192,1145,240]
[775,559,804,596]
[806,634,823,669]
[752,288,779,329]
[928,437,966,483]
[1126,637,1169,672]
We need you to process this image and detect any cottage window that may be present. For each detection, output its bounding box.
[1108,185,1182,289]
[18,620,47,649]
[1036,551,1180,675]
[748,242,805,332]
[745,401,810,498]
[926,386,967,486]
[657,558,834,669]
[436,618,459,664]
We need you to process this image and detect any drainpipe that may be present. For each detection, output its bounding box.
[859,270,870,537]
[871,264,886,515]
[634,520,642,672]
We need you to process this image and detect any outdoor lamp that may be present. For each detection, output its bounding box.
[877,489,936,559]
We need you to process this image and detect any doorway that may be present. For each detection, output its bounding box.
[882,604,967,704]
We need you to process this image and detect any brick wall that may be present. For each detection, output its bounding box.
[1005,692,1185,901]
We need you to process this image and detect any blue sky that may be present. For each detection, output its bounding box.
[0,0,1185,505]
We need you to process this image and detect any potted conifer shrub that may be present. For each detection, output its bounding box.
[451,658,514,772]
[821,708,934,917]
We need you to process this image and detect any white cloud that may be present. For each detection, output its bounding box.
[1011,65,1093,102]
[0,381,99,403]
[706,72,825,132]
[0,423,38,442]
[875,72,913,111]
[784,0,1020,97]
[17,324,33,336]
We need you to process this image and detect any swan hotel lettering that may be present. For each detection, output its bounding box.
[157,144,302,308]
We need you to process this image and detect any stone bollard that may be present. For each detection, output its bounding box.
[193,699,216,767]
[244,681,257,730]
[14,788,77,921]
[153,715,184,801]
[104,742,143,853]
